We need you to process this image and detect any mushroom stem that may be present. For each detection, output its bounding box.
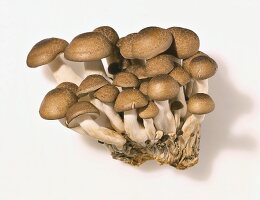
[84,60,106,77]
[124,109,148,144]
[97,100,125,133]
[192,79,209,94]
[79,115,126,148]
[143,118,156,141]
[154,100,176,134]
[174,86,187,127]
[48,55,83,85]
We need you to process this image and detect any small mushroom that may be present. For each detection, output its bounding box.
[64,32,113,77]
[93,84,125,133]
[114,89,148,144]
[113,72,139,89]
[27,38,82,85]
[137,101,159,142]
[139,80,149,96]
[125,64,147,80]
[147,74,180,134]
[66,101,126,148]
[145,54,176,77]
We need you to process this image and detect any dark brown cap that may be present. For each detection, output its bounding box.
[114,89,148,112]
[39,88,78,120]
[113,72,139,88]
[170,101,184,111]
[168,27,200,59]
[187,93,215,114]
[93,84,119,103]
[147,74,180,101]
[64,32,113,61]
[27,38,68,68]
[77,75,110,97]
[93,26,119,45]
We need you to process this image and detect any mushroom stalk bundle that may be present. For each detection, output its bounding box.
[27,25,217,170]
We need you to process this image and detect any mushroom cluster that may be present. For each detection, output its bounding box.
[26,26,217,169]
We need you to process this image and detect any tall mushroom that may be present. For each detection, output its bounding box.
[114,89,148,145]
[66,101,126,148]
[137,101,159,142]
[64,32,113,78]
[27,38,83,85]
[147,74,180,134]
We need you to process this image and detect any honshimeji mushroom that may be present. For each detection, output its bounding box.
[167,27,200,65]
[27,38,83,85]
[66,101,126,148]
[77,75,124,132]
[169,66,191,127]
[137,101,159,142]
[182,93,215,144]
[139,80,149,96]
[147,74,180,134]
[113,71,139,90]
[114,89,148,144]
[64,32,113,78]
[125,64,147,80]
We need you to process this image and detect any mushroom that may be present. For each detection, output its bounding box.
[145,54,176,77]
[93,84,125,133]
[56,82,78,94]
[169,66,191,126]
[125,64,147,80]
[66,101,126,148]
[114,89,148,144]
[182,93,215,143]
[113,72,139,89]
[170,100,184,128]
[147,74,180,134]
[26,38,83,85]
[167,27,200,61]
[137,101,159,142]
[64,32,113,77]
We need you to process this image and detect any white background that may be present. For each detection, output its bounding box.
[0,0,260,199]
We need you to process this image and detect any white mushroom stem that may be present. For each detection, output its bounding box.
[174,86,187,128]
[49,55,83,85]
[84,60,106,77]
[124,109,148,144]
[79,115,126,149]
[154,100,176,134]
[143,119,156,141]
[192,79,209,95]
[97,100,125,134]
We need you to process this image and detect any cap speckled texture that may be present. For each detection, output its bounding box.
[138,101,159,119]
[139,80,149,95]
[169,66,191,86]
[66,101,100,128]
[148,74,180,101]
[94,26,119,45]
[39,88,78,120]
[94,84,119,103]
[77,75,109,97]
[114,89,148,112]
[145,54,175,77]
[126,64,147,79]
[113,72,139,88]
[64,32,113,61]
[187,93,215,114]
[27,38,68,68]
[56,82,78,94]
[168,27,200,59]
[183,51,207,73]
[117,33,138,59]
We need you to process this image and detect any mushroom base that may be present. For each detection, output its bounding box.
[105,122,201,170]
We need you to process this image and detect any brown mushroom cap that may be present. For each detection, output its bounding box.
[183,51,207,72]
[94,84,119,103]
[117,33,138,59]
[168,27,200,59]
[114,89,148,112]
[138,101,159,119]
[139,80,149,95]
[93,26,119,45]
[147,74,180,101]
[64,32,113,61]
[145,54,175,77]
[66,101,100,128]
[170,101,184,111]
[113,72,139,88]
[27,38,68,68]
[188,56,218,80]
[169,66,191,86]
[132,27,173,59]
[125,64,147,79]
[187,93,215,114]
[39,88,78,120]
[56,82,78,94]
[77,75,110,97]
